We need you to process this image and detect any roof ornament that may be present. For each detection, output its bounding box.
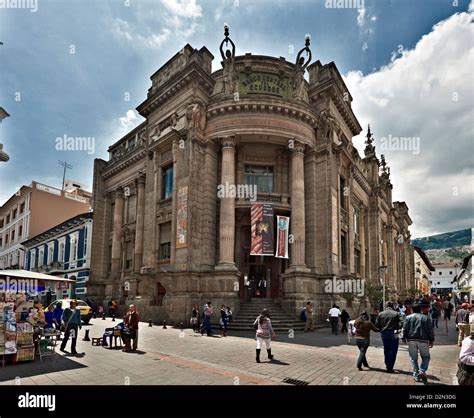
[364,124,376,157]
[292,35,312,101]
[219,25,238,98]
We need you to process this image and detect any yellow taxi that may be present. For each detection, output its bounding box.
[47,299,93,324]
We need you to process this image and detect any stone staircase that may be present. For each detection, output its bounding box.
[229,298,305,332]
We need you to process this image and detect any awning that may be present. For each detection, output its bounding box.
[0,269,75,283]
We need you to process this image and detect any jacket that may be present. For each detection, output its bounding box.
[456,308,470,324]
[354,319,378,339]
[402,313,434,343]
[375,308,403,332]
[61,308,81,327]
[124,311,140,330]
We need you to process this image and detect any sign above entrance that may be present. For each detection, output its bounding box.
[239,72,290,99]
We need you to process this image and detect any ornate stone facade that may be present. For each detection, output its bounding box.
[89,35,415,324]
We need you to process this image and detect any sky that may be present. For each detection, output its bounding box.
[0,0,473,238]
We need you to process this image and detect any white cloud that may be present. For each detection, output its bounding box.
[162,0,202,19]
[345,8,474,237]
[118,110,139,131]
[357,7,366,27]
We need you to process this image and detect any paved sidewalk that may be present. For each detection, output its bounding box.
[0,317,460,386]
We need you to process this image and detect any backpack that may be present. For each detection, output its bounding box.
[300,308,307,322]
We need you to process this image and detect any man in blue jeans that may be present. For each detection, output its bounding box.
[402,303,435,382]
[375,301,403,373]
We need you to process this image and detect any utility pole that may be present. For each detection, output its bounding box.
[58,160,72,191]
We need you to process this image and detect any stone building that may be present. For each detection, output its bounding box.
[89,30,415,324]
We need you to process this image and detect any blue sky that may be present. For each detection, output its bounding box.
[0,0,473,237]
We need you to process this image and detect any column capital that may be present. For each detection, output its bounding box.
[114,188,124,199]
[289,140,306,155]
[136,174,146,187]
[220,136,238,149]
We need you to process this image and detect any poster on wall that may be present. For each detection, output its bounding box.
[176,185,188,249]
[250,203,274,256]
[275,216,290,259]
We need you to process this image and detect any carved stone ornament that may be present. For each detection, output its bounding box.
[220,25,238,98]
[186,101,207,131]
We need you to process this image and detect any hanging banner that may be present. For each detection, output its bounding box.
[176,185,188,249]
[275,216,290,258]
[250,203,274,256]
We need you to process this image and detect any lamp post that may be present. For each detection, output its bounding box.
[379,265,388,310]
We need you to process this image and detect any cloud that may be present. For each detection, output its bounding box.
[357,6,366,27]
[111,0,203,49]
[345,8,474,237]
[118,110,139,132]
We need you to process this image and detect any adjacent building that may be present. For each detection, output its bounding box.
[414,246,434,297]
[0,107,9,162]
[0,180,91,270]
[430,261,461,297]
[89,34,415,324]
[21,212,93,299]
[453,254,473,304]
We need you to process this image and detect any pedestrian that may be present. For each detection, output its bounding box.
[375,301,403,373]
[226,306,233,324]
[123,304,140,352]
[258,278,267,298]
[456,324,474,385]
[190,305,200,333]
[444,298,454,321]
[253,309,276,363]
[201,301,213,336]
[402,303,435,383]
[220,304,229,337]
[60,300,82,355]
[44,305,55,329]
[456,303,471,347]
[53,301,63,330]
[430,300,441,328]
[353,311,379,370]
[328,304,341,335]
[341,309,350,334]
[304,301,315,332]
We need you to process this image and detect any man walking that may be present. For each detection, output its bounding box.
[402,303,435,383]
[201,301,213,336]
[375,301,403,373]
[328,304,341,335]
[60,300,82,355]
[305,301,315,332]
[456,303,471,347]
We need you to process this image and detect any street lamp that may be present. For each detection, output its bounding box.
[379,265,388,310]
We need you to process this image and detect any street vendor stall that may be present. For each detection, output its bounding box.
[0,270,75,366]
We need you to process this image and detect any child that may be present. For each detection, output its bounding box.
[253,309,276,363]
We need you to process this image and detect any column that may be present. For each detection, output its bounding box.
[217,137,237,268]
[289,141,307,269]
[133,175,146,273]
[111,188,124,275]
[360,207,366,277]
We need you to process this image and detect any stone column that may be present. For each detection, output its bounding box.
[360,207,366,277]
[133,175,146,273]
[289,141,307,269]
[111,188,124,276]
[217,137,237,269]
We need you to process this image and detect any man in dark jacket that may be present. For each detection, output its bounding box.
[402,303,435,383]
[123,304,140,352]
[375,301,404,373]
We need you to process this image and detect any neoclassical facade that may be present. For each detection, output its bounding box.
[89,32,414,323]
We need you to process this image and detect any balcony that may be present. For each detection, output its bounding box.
[236,192,290,207]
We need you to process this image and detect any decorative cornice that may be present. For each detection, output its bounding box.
[103,148,147,180]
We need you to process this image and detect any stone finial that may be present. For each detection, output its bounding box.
[364,124,375,157]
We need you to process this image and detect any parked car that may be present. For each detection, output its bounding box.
[47,299,93,324]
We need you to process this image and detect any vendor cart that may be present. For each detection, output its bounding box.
[37,330,61,363]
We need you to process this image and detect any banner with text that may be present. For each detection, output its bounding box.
[275,215,290,259]
[250,203,274,256]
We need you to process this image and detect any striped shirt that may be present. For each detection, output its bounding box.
[254,316,274,338]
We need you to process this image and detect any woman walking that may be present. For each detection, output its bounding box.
[354,311,379,370]
[253,309,276,363]
[220,305,229,337]
[190,305,200,333]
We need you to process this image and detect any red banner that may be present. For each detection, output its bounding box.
[275,215,289,258]
[250,203,274,256]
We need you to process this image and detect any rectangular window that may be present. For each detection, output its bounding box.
[0,218,4,228]
[244,165,273,193]
[6,214,10,224]
[159,222,171,260]
[12,209,17,219]
[341,232,347,266]
[19,225,23,237]
[59,242,65,262]
[5,234,8,244]
[11,230,15,242]
[354,249,360,275]
[340,177,347,209]
[161,165,173,200]
[127,194,137,223]
[125,241,133,271]
[20,203,25,214]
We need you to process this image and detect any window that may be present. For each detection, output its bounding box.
[11,230,15,242]
[19,225,23,237]
[341,232,347,266]
[39,249,44,266]
[0,218,3,228]
[48,245,54,265]
[20,203,25,214]
[6,214,10,224]
[161,165,173,199]
[5,234,8,244]
[340,177,347,209]
[244,165,273,193]
[70,237,78,261]
[12,209,17,219]
[125,242,133,271]
[354,248,360,275]
[30,251,36,269]
[439,272,442,275]
[159,222,171,260]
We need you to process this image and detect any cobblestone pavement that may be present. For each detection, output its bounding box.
[0,317,460,386]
